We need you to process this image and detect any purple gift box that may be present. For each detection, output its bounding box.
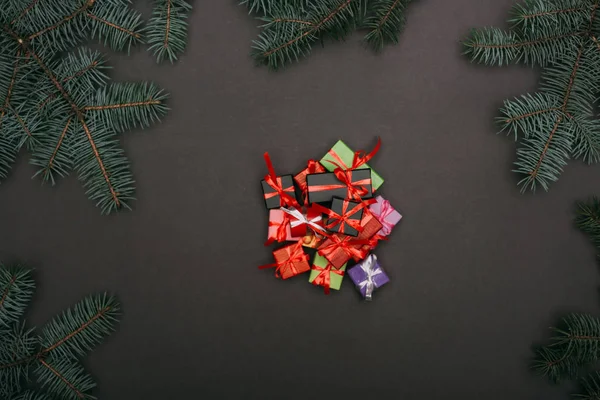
[369,195,402,236]
[347,254,389,301]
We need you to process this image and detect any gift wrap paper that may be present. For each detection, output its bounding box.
[308,254,347,291]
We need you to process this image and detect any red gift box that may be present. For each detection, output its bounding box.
[281,205,326,238]
[260,241,311,279]
[317,234,370,268]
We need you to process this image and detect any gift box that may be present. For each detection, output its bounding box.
[265,209,299,245]
[294,160,326,200]
[261,152,299,209]
[317,234,370,268]
[369,195,402,236]
[306,169,372,204]
[259,241,310,280]
[322,197,364,237]
[308,254,347,294]
[347,254,389,300]
[353,209,386,256]
[281,206,325,238]
[320,139,384,191]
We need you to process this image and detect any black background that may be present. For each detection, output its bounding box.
[2,0,600,399]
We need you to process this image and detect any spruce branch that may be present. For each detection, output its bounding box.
[0,262,120,399]
[0,0,173,214]
[245,0,415,69]
[363,0,410,51]
[147,0,192,63]
[576,371,600,399]
[464,0,600,192]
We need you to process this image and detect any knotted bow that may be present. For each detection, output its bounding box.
[259,241,308,279]
[356,254,382,301]
[281,207,327,236]
[312,200,371,235]
[263,152,299,208]
[323,137,381,172]
[264,211,290,246]
[374,198,399,236]
[318,235,370,267]
[312,263,344,295]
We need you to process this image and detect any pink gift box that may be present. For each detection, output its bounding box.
[369,195,402,236]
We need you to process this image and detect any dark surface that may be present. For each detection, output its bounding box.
[2,0,600,399]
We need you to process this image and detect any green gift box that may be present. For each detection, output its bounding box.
[308,254,347,292]
[320,140,384,191]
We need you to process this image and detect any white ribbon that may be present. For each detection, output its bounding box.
[357,254,382,301]
[281,207,327,235]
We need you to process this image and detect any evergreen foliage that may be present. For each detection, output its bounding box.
[464,0,600,192]
[531,197,600,398]
[0,0,191,214]
[0,262,120,400]
[244,0,415,70]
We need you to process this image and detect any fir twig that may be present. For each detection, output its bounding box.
[464,0,600,192]
[0,262,119,399]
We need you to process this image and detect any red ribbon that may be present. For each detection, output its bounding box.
[259,241,308,279]
[308,169,371,202]
[263,153,299,208]
[312,201,366,235]
[300,159,324,205]
[323,138,381,172]
[264,212,290,246]
[318,235,370,264]
[312,263,344,295]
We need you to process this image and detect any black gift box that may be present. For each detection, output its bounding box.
[306,169,372,204]
[327,197,364,237]
[261,175,297,209]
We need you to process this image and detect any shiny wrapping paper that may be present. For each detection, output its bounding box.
[347,254,389,300]
[369,195,402,237]
[319,139,384,191]
[308,254,347,294]
[260,241,311,280]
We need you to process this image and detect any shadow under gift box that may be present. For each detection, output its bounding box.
[305,169,372,205]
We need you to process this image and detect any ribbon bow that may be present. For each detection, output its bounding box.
[318,235,370,265]
[312,263,344,295]
[259,241,308,279]
[332,168,371,201]
[323,138,381,172]
[312,201,368,235]
[264,211,290,246]
[263,152,299,208]
[376,198,399,236]
[356,254,382,301]
[281,207,327,236]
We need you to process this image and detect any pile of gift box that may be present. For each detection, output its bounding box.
[259,138,402,301]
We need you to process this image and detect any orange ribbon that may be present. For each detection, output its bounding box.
[263,152,299,208]
[312,263,344,295]
[259,241,308,279]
